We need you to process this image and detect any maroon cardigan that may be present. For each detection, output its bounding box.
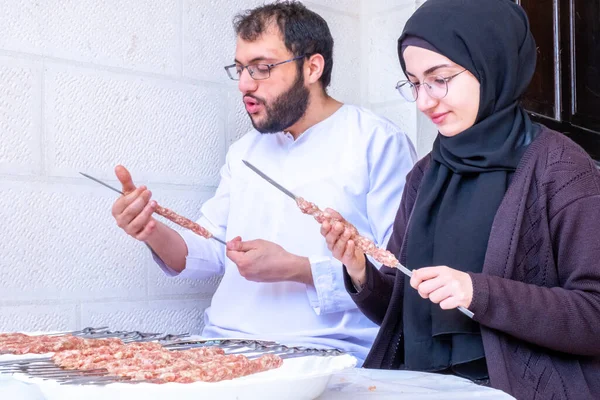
[347,127,600,399]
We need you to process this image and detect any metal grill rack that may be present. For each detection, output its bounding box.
[0,327,346,385]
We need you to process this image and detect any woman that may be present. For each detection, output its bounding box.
[320,0,600,398]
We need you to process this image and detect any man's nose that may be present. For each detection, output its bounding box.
[238,68,258,93]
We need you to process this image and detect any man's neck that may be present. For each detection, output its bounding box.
[285,94,343,140]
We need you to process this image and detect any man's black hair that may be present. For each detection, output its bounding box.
[234,1,334,89]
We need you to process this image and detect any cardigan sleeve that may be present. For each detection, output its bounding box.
[469,193,600,356]
[342,158,429,326]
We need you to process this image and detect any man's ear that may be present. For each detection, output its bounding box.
[304,53,325,85]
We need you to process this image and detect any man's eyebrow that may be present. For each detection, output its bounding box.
[233,56,274,65]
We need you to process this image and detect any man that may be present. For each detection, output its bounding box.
[111,1,416,363]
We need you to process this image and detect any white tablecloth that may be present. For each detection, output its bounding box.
[1,368,514,400]
[1,375,46,400]
[319,368,514,399]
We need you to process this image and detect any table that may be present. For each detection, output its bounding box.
[1,368,514,400]
[319,368,514,399]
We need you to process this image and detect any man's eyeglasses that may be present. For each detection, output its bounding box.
[225,55,305,81]
[395,69,467,102]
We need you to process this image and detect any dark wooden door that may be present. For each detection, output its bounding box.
[517,0,600,162]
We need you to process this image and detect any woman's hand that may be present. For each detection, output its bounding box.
[410,266,473,309]
[320,209,367,287]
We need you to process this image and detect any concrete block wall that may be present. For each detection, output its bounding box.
[359,0,436,157]
[0,0,426,334]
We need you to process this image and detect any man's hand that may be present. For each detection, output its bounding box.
[226,237,313,285]
[410,266,473,310]
[111,165,158,242]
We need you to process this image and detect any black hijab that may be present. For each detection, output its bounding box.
[398,0,537,379]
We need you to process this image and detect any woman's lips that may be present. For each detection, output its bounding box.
[430,112,449,124]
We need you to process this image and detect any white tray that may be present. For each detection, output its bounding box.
[11,353,357,400]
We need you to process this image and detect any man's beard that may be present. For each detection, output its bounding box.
[248,71,310,134]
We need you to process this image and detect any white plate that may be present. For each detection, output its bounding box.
[2,333,357,400]
[12,354,357,400]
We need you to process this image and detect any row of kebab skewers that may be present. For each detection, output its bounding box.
[0,330,284,384]
[156,194,400,268]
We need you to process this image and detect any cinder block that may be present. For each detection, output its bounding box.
[0,1,45,55]
[183,0,265,82]
[0,181,149,302]
[80,299,209,334]
[361,0,415,14]
[0,0,179,75]
[0,304,77,333]
[310,7,361,105]
[0,56,42,175]
[305,0,360,13]
[366,4,415,104]
[44,64,226,186]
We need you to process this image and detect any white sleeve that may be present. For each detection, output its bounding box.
[366,125,417,249]
[305,124,416,314]
[152,154,232,280]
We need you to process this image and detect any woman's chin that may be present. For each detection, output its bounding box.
[438,127,461,137]
[438,122,471,137]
